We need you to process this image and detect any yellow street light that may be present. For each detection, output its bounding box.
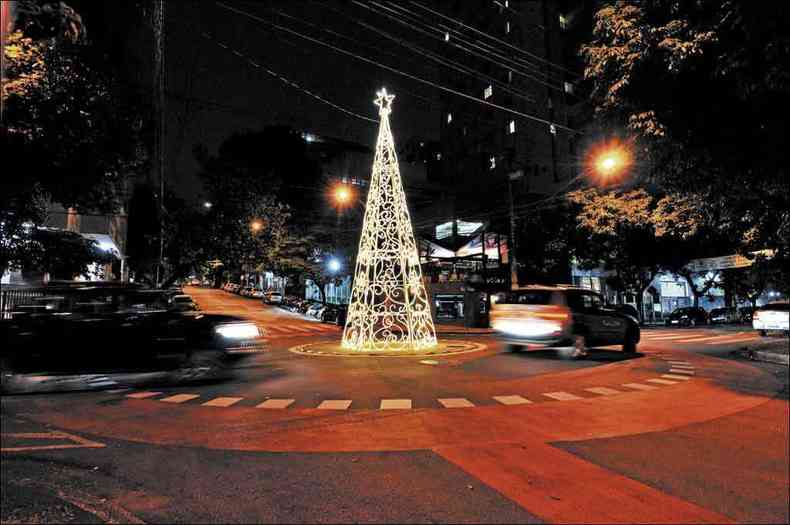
[587,139,632,183]
[333,184,352,206]
[250,220,263,232]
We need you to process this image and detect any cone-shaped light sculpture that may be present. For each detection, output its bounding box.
[341,88,437,351]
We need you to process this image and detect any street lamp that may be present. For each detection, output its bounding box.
[203,201,213,209]
[250,220,263,232]
[588,139,632,183]
[328,258,341,273]
[332,184,352,207]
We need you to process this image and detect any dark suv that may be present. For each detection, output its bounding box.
[666,306,708,327]
[490,285,640,358]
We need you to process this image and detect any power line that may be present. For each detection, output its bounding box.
[215,1,582,135]
[409,1,581,79]
[320,2,537,104]
[203,31,378,125]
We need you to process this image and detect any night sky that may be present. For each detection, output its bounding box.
[161,1,441,201]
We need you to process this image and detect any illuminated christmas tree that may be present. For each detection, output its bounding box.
[342,88,437,351]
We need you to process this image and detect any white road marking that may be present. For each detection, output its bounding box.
[419,360,439,365]
[543,391,583,401]
[584,387,622,396]
[669,365,695,371]
[669,368,695,375]
[380,399,412,409]
[705,335,758,345]
[645,334,704,341]
[662,374,691,381]
[201,397,243,407]
[317,399,352,410]
[438,398,475,408]
[667,361,692,365]
[125,391,162,399]
[1,431,105,453]
[647,378,678,385]
[256,399,295,409]
[493,395,532,405]
[622,383,657,391]
[159,394,200,404]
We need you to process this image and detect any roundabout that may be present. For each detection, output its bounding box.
[288,339,486,357]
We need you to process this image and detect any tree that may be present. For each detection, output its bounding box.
[1,1,147,281]
[581,1,790,293]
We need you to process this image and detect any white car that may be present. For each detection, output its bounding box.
[752,302,789,336]
[263,291,283,304]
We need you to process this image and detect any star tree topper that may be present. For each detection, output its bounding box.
[374,87,395,116]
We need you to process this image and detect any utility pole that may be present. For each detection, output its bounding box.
[153,0,166,288]
[507,170,523,290]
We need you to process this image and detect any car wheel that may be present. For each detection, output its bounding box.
[571,334,588,359]
[173,351,226,383]
[622,331,637,353]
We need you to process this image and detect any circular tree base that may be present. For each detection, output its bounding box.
[288,340,486,358]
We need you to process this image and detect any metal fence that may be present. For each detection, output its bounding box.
[0,288,44,319]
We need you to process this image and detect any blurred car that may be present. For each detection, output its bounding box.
[171,294,199,312]
[0,284,265,392]
[709,307,739,324]
[263,291,283,304]
[251,289,264,299]
[240,287,256,297]
[320,304,347,325]
[490,285,640,358]
[612,304,640,321]
[752,302,789,336]
[665,306,708,327]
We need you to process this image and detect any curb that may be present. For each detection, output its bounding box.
[735,346,789,366]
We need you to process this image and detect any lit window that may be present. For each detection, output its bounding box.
[507,120,515,134]
[444,32,450,42]
[462,126,467,136]
[507,70,513,83]
[559,14,568,30]
[447,113,453,124]
[564,81,574,94]
[489,156,496,170]
[549,123,557,135]
[505,21,510,34]
[436,152,442,160]
[483,85,493,99]
[504,0,509,7]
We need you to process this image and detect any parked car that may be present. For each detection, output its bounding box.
[170,294,199,312]
[739,306,756,323]
[490,285,640,358]
[709,307,739,324]
[263,291,283,304]
[752,302,789,336]
[306,302,325,318]
[320,304,347,325]
[665,306,708,327]
[0,284,265,392]
[251,289,264,299]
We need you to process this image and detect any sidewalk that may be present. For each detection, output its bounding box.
[734,337,789,366]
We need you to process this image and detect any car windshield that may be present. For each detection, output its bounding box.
[496,290,555,305]
[759,303,789,312]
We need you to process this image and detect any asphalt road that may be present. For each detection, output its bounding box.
[2,287,787,523]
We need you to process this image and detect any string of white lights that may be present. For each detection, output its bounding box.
[342,88,437,351]
[215,1,582,135]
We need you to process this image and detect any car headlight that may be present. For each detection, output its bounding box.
[215,323,260,339]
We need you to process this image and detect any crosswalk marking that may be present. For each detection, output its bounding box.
[669,368,695,375]
[647,378,677,385]
[380,399,412,409]
[543,392,583,401]
[159,394,200,404]
[670,364,695,370]
[668,361,692,365]
[705,335,756,345]
[126,391,161,399]
[493,395,532,405]
[622,383,657,391]
[201,397,243,407]
[438,398,475,408]
[256,399,295,409]
[584,387,621,396]
[662,374,691,381]
[317,399,352,410]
